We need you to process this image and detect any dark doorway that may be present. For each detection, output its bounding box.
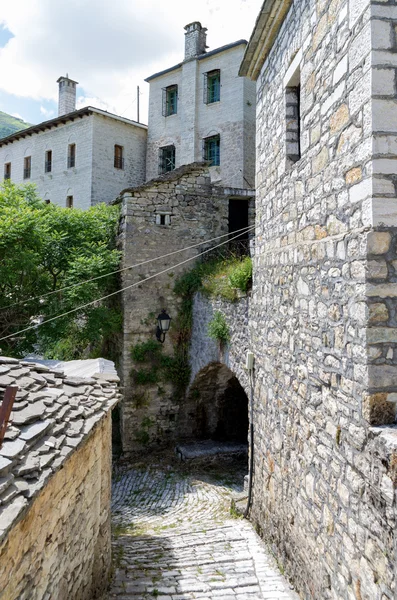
[229,199,249,240]
[179,363,249,444]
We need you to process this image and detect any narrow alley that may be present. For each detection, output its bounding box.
[107,458,298,600]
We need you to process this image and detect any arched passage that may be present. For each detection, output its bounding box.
[178,362,249,444]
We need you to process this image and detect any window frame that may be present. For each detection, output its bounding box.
[158,145,176,174]
[4,162,11,181]
[45,150,52,173]
[204,70,221,104]
[114,145,124,169]
[67,144,76,169]
[23,156,31,180]
[162,85,178,117]
[203,134,220,166]
[66,195,73,208]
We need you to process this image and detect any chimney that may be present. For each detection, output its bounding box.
[57,74,78,116]
[184,22,207,60]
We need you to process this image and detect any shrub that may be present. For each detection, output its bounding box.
[228,256,252,292]
[208,311,230,344]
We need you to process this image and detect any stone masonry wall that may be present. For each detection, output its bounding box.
[118,164,232,454]
[0,357,119,599]
[250,0,397,598]
[178,291,252,441]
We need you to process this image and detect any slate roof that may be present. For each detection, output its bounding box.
[0,356,120,544]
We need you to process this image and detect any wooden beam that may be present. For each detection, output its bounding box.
[0,385,18,448]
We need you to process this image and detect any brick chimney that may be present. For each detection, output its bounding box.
[57,74,78,116]
[184,22,208,60]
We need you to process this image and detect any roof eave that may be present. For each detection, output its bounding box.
[239,0,293,81]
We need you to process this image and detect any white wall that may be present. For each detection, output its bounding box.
[91,113,147,205]
[146,43,256,189]
[0,117,94,210]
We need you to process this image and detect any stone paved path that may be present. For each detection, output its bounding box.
[108,461,299,600]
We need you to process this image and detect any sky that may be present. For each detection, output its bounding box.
[0,0,263,126]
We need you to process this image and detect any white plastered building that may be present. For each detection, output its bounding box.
[145,22,256,191]
[0,76,147,210]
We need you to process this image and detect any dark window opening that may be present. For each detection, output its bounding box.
[204,70,220,104]
[162,85,178,117]
[228,199,249,255]
[114,145,124,169]
[66,195,73,208]
[203,135,220,166]
[23,156,31,179]
[286,65,301,164]
[67,144,76,168]
[4,163,11,180]
[159,145,176,174]
[45,150,52,173]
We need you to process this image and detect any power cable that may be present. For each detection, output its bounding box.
[0,226,254,344]
[0,225,255,312]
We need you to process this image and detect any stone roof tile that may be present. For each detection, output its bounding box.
[0,357,121,545]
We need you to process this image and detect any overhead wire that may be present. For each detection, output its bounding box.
[0,226,255,344]
[0,224,254,312]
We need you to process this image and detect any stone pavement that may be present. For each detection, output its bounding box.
[107,460,299,600]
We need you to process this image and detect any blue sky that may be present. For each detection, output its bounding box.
[0,0,263,126]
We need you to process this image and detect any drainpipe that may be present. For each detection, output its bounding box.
[244,353,254,518]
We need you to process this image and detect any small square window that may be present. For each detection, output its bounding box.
[4,163,11,180]
[156,214,171,226]
[66,195,73,208]
[159,145,176,174]
[204,70,220,104]
[67,144,76,168]
[45,150,52,173]
[23,156,31,179]
[162,85,178,117]
[114,145,124,169]
[203,135,220,166]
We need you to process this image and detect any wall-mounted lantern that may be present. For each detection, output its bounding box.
[156,309,172,343]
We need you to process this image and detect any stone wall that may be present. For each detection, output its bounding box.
[0,357,119,599]
[178,291,252,441]
[118,164,229,453]
[245,0,397,598]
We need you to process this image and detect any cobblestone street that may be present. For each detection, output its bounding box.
[108,459,298,599]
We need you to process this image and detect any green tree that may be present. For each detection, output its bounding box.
[0,182,121,359]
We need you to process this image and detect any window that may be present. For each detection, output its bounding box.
[4,163,11,180]
[203,135,220,166]
[162,85,178,116]
[204,70,220,104]
[114,145,124,169]
[67,144,76,168]
[285,51,302,165]
[45,150,52,173]
[23,156,31,179]
[66,196,73,208]
[156,214,171,226]
[159,145,176,174]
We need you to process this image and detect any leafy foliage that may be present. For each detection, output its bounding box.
[0,182,121,359]
[208,311,230,345]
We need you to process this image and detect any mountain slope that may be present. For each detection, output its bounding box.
[0,111,32,139]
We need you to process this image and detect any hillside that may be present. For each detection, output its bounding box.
[0,111,32,139]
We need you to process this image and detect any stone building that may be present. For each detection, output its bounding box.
[145,22,256,190]
[0,356,120,599]
[117,163,254,454]
[0,76,147,209]
[235,0,397,598]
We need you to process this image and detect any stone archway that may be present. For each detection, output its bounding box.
[178,362,249,444]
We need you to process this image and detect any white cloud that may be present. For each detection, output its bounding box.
[0,0,262,121]
[11,111,23,119]
[40,105,55,118]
